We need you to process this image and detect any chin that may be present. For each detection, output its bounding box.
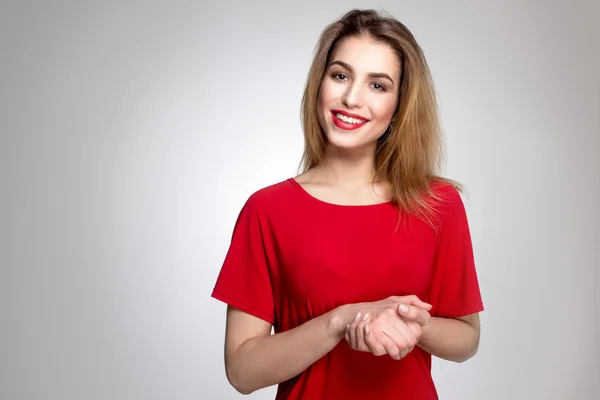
[325,130,375,151]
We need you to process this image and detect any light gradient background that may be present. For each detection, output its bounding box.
[1,1,599,399]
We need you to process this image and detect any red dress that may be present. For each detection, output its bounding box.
[212,178,484,399]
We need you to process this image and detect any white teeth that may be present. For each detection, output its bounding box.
[335,113,366,124]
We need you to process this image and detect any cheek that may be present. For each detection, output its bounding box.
[319,79,347,107]
[317,84,331,128]
[318,81,333,106]
[369,96,397,121]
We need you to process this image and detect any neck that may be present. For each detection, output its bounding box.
[315,143,378,186]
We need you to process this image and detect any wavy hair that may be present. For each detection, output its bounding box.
[300,9,460,226]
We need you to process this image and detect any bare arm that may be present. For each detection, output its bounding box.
[224,304,360,395]
[417,313,480,363]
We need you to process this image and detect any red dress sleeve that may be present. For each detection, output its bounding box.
[429,187,484,318]
[211,194,275,324]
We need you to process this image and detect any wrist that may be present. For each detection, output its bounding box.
[419,316,435,344]
[327,303,362,339]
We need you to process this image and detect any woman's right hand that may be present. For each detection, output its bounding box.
[344,295,432,360]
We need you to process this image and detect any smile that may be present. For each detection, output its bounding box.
[331,110,369,130]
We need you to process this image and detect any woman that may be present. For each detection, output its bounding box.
[211,9,483,399]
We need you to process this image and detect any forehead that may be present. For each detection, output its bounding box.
[329,35,400,77]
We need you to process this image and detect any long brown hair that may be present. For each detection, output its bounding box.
[300,9,460,226]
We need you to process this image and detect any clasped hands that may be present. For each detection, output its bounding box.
[344,295,432,360]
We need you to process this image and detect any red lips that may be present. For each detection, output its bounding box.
[331,110,369,131]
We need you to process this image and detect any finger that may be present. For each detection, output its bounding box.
[397,303,430,326]
[379,329,405,360]
[355,312,370,352]
[392,319,418,349]
[345,324,350,344]
[398,347,410,360]
[349,321,359,349]
[376,321,408,360]
[364,324,387,356]
[397,344,416,360]
[349,312,362,349]
[404,320,423,339]
[403,295,432,311]
[347,315,357,349]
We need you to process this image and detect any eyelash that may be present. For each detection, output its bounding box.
[331,73,387,92]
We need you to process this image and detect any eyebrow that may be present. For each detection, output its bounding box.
[328,60,396,86]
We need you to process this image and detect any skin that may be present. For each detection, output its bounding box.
[223,35,480,395]
[317,36,399,154]
[346,301,481,363]
[298,35,400,206]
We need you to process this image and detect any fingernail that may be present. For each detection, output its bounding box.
[362,312,370,320]
[354,312,362,322]
[346,324,350,330]
[398,304,409,313]
[365,324,370,334]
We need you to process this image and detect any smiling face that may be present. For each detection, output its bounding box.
[317,35,401,153]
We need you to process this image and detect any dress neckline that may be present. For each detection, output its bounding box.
[287,178,393,208]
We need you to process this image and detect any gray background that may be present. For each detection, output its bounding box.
[1,0,599,399]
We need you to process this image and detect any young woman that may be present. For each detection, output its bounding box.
[211,9,484,399]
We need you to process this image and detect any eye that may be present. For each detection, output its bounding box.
[372,82,386,91]
[332,73,349,81]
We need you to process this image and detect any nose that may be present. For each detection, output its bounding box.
[342,82,365,109]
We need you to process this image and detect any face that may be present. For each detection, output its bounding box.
[317,35,400,152]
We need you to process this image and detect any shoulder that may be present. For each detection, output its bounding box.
[428,179,468,223]
[242,179,296,213]
[430,180,462,204]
